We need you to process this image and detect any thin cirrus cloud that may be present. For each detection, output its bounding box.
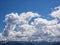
[0,6,60,42]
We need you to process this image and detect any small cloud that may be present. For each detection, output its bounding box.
[50,5,60,19]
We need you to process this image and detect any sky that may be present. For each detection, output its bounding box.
[0,0,60,32]
[0,0,60,41]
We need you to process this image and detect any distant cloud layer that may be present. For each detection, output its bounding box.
[0,6,60,42]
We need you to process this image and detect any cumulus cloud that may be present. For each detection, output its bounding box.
[2,12,39,41]
[50,5,60,19]
[0,10,60,42]
[31,17,60,41]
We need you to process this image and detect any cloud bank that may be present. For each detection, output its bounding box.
[0,6,60,42]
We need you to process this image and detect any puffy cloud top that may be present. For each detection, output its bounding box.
[50,5,60,19]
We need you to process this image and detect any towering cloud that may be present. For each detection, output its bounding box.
[0,6,60,42]
[2,12,40,41]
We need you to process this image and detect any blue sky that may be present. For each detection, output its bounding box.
[0,0,60,32]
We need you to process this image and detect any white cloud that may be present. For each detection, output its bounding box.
[50,5,60,19]
[1,12,40,41]
[0,11,60,42]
